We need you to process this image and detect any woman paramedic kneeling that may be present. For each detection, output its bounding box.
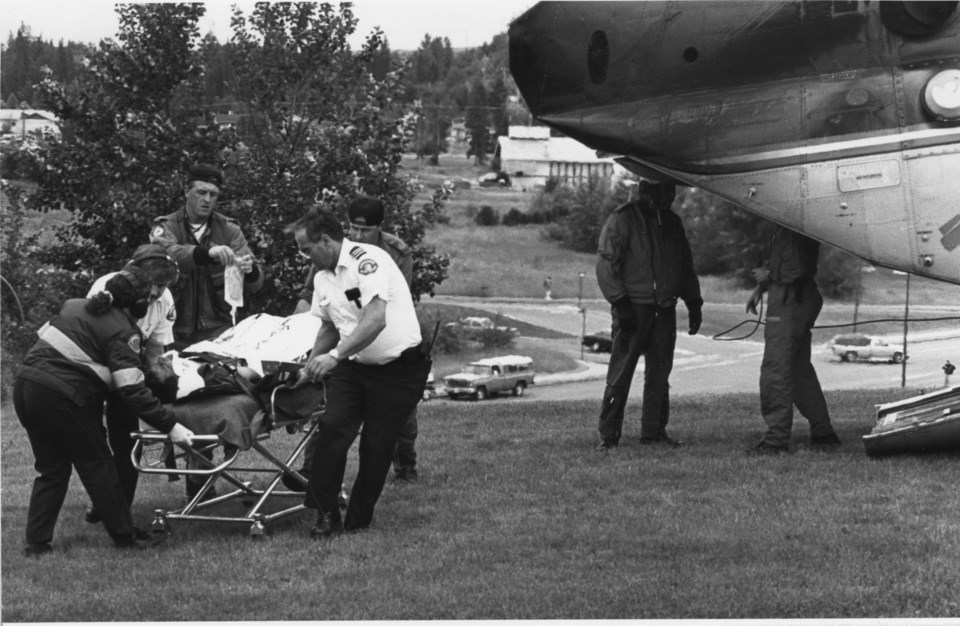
[14,267,195,555]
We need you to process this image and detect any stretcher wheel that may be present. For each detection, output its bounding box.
[151,511,171,535]
[250,516,266,539]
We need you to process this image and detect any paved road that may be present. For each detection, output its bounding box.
[429,296,960,403]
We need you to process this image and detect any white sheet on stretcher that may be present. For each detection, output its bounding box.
[180,313,322,376]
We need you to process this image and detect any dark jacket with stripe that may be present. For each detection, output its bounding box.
[17,299,177,433]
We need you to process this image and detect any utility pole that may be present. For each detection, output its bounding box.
[579,271,586,359]
[853,259,862,333]
[578,271,585,309]
[901,272,910,388]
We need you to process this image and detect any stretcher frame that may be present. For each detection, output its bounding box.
[131,385,323,538]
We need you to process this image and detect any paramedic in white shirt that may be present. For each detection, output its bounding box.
[82,243,180,524]
[286,207,430,540]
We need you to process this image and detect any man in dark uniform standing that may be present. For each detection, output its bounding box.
[150,163,265,499]
[595,181,703,450]
[292,197,420,482]
[746,226,840,454]
[149,163,264,348]
[286,207,430,538]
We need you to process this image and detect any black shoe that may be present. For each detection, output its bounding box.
[394,466,418,481]
[84,506,102,524]
[810,433,842,447]
[595,440,618,452]
[115,527,168,549]
[746,441,788,456]
[309,510,344,539]
[23,542,52,557]
[640,435,685,447]
[282,469,308,492]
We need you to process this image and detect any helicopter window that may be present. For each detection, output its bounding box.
[683,47,699,63]
[587,30,609,85]
[880,1,958,37]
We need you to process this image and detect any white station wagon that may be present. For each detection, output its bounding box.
[829,334,906,364]
[443,355,535,400]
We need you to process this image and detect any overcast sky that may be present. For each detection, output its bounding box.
[1,0,537,50]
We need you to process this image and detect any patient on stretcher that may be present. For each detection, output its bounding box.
[144,313,321,402]
[141,313,322,450]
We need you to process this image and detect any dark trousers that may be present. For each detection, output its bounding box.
[759,282,834,446]
[13,378,136,546]
[306,349,430,530]
[393,406,419,471]
[105,400,141,505]
[300,405,419,473]
[597,303,677,443]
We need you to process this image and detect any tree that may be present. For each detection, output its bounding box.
[539,176,634,252]
[465,78,489,164]
[220,2,448,311]
[489,72,509,140]
[20,2,447,310]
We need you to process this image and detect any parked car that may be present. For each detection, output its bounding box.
[443,355,535,400]
[829,334,905,363]
[582,330,613,353]
[477,171,511,187]
[445,316,519,339]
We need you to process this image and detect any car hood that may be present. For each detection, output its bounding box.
[444,373,482,384]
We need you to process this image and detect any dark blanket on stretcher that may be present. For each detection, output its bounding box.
[167,384,324,450]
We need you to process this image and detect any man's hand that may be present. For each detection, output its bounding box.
[613,298,638,334]
[209,245,236,266]
[236,253,255,274]
[746,288,764,315]
[688,306,702,335]
[168,423,195,446]
[751,266,770,284]
[293,354,339,388]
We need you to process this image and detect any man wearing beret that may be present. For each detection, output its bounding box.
[290,196,421,485]
[150,163,264,348]
[82,244,181,523]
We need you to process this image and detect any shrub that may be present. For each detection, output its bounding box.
[1,185,89,398]
[501,207,525,227]
[817,245,861,298]
[536,175,633,253]
[474,205,499,226]
[474,325,516,349]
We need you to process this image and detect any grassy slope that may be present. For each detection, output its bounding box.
[3,154,958,620]
[3,389,958,620]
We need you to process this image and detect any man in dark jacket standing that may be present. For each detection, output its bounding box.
[150,163,264,349]
[595,182,703,450]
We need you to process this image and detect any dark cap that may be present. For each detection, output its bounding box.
[131,243,171,264]
[129,244,179,285]
[347,196,384,227]
[187,163,224,187]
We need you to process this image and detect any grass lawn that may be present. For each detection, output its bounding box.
[3,387,958,620]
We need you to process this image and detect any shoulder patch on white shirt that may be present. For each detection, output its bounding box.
[358,258,378,275]
[349,246,366,260]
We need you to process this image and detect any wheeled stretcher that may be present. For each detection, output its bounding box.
[132,381,327,538]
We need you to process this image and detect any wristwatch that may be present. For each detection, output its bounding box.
[327,348,341,361]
